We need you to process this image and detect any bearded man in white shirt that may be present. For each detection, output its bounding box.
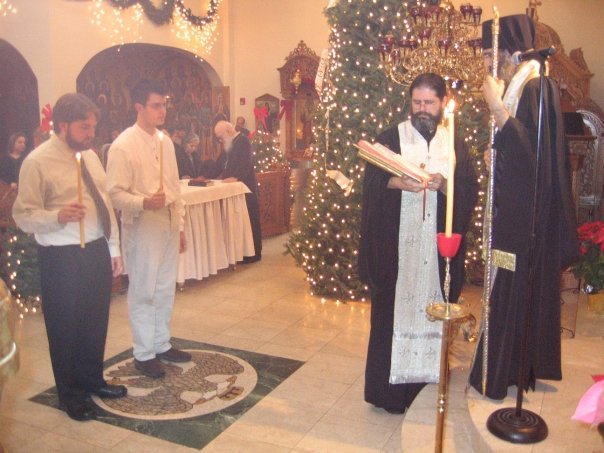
[13,93,126,421]
[106,79,190,379]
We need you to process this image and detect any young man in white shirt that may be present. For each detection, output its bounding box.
[106,79,189,379]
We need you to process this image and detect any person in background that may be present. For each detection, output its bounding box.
[175,132,204,179]
[468,14,578,400]
[12,93,126,421]
[98,127,121,170]
[0,132,27,186]
[106,79,190,379]
[358,73,478,413]
[167,123,187,157]
[235,116,250,137]
[212,120,262,263]
[33,126,51,149]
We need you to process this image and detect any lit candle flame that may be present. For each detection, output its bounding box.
[446,99,456,114]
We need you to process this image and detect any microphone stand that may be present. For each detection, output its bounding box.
[486,52,553,444]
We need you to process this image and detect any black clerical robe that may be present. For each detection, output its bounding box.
[358,125,478,412]
[469,76,579,400]
[213,134,262,258]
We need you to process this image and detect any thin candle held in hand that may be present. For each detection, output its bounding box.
[445,100,455,237]
[75,152,85,248]
[158,131,164,191]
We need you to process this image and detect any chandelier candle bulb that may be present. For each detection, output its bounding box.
[75,152,85,248]
[158,131,164,192]
[445,101,455,237]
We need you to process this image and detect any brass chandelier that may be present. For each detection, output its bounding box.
[378,1,486,89]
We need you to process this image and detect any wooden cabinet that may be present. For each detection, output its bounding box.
[256,170,290,238]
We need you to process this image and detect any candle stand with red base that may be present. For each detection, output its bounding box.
[426,232,470,453]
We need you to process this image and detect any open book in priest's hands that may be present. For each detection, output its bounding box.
[355,139,430,183]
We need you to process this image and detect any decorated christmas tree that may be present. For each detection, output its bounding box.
[287,0,410,301]
[251,130,288,173]
[287,0,489,300]
[1,226,42,316]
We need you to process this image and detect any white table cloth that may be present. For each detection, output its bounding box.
[177,180,255,284]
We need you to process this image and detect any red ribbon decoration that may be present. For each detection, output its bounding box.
[278,99,294,121]
[253,106,268,131]
[40,103,53,133]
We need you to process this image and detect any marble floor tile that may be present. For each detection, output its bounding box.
[203,432,291,453]
[293,351,365,385]
[295,416,396,452]
[227,395,327,448]
[268,374,350,411]
[0,414,49,453]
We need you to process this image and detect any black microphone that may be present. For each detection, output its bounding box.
[512,46,556,64]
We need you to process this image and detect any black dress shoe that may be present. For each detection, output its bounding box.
[59,400,97,421]
[157,347,191,363]
[134,358,165,378]
[92,384,127,399]
[242,254,261,264]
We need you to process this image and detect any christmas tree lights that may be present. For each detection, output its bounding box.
[0,0,17,16]
[287,0,489,301]
[2,227,41,318]
[89,0,222,56]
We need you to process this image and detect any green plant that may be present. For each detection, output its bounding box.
[570,220,604,293]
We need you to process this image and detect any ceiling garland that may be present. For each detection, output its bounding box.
[105,0,220,28]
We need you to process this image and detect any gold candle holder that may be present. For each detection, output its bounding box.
[426,233,470,452]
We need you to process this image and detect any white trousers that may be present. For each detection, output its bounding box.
[122,207,179,361]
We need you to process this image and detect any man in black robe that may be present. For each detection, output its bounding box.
[469,14,578,400]
[359,73,478,413]
[213,120,262,262]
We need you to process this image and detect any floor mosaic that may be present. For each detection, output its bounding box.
[30,337,304,449]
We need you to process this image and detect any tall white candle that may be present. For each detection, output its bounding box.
[445,101,455,237]
[158,131,164,191]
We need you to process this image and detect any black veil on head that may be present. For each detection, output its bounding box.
[482,14,535,53]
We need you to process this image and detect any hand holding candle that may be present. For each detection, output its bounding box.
[158,131,164,192]
[75,152,85,248]
[445,100,455,237]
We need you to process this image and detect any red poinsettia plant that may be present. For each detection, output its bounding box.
[570,221,604,293]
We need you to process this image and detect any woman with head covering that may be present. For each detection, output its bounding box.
[175,132,203,179]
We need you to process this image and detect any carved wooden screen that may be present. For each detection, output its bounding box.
[277,41,320,160]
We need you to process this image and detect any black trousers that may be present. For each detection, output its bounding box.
[38,238,112,404]
[245,192,262,257]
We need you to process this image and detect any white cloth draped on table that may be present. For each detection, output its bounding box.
[178,180,255,284]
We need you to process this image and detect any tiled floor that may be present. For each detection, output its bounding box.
[1,234,603,452]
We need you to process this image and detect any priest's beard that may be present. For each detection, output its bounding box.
[411,111,441,143]
[223,136,234,153]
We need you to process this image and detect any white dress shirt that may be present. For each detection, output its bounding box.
[12,134,120,257]
[106,124,184,229]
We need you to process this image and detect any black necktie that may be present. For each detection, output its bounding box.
[80,159,111,240]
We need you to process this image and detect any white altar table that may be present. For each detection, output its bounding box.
[177,180,255,284]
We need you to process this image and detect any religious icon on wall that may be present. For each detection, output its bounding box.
[212,86,230,125]
[254,94,280,134]
[295,88,315,151]
[210,86,231,159]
